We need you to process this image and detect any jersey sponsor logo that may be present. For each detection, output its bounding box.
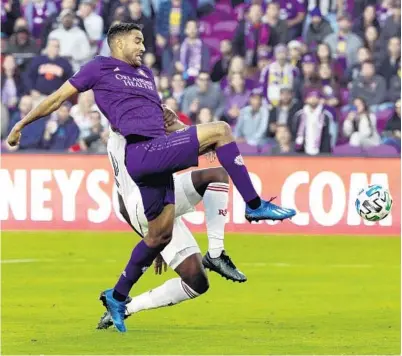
[137,69,148,78]
[234,155,244,166]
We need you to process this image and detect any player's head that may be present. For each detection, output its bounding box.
[107,22,145,66]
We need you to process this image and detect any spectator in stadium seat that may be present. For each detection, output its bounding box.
[271,124,295,154]
[1,0,21,37]
[157,74,171,100]
[1,103,10,140]
[143,52,159,76]
[1,54,24,113]
[363,26,382,65]
[294,89,333,155]
[77,0,104,56]
[376,37,401,87]
[288,40,302,69]
[221,72,252,125]
[41,101,79,151]
[170,73,186,109]
[156,0,195,49]
[376,0,393,27]
[379,0,401,49]
[319,63,340,109]
[164,96,192,125]
[106,0,130,29]
[234,88,270,146]
[176,20,210,82]
[305,7,333,48]
[350,61,387,107]
[346,46,372,82]
[48,9,91,71]
[259,44,299,106]
[262,1,288,44]
[6,95,47,150]
[126,0,155,54]
[387,63,401,102]
[343,97,381,148]
[352,5,380,40]
[23,0,58,39]
[324,13,363,70]
[294,53,320,101]
[382,99,401,151]
[41,0,85,49]
[277,0,305,40]
[316,42,331,64]
[182,71,225,122]
[221,56,255,91]
[267,86,302,139]
[24,39,73,100]
[70,90,106,138]
[5,26,39,72]
[196,107,214,124]
[78,111,108,153]
[211,39,233,83]
[233,4,278,67]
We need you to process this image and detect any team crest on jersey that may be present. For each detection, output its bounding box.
[234,155,244,166]
[138,69,148,78]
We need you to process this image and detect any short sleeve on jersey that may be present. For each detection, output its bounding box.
[69,58,101,92]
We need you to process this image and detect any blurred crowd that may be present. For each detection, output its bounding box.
[1,0,401,155]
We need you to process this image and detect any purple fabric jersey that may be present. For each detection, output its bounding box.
[69,56,165,138]
[279,0,305,20]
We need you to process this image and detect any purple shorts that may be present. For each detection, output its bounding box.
[125,126,199,221]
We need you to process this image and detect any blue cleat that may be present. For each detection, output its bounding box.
[245,197,296,223]
[103,289,127,332]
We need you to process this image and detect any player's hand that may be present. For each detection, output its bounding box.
[162,104,178,127]
[154,254,167,275]
[7,124,22,147]
[205,151,216,162]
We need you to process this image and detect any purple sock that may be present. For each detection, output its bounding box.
[216,142,259,205]
[114,240,161,299]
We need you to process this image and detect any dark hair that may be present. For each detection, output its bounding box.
[353,97,369,112]
[107,22,142,47]
[361,60,375,67]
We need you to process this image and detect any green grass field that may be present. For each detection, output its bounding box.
[1,232,400,355]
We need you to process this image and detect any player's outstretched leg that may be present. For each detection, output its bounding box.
[188,168,246,282]
[97,254,209,329]
[196,122,296,222]
[103,205,175,332]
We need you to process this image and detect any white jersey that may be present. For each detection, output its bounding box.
[107,130,202,269]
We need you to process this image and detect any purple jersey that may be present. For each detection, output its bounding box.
[69,56,165,138]
[279,0,305,21]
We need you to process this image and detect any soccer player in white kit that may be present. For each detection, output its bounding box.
[97,129,246,329]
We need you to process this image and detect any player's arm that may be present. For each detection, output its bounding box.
[7,81,78,146]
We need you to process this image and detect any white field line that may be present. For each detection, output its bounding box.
[1,259,394,268]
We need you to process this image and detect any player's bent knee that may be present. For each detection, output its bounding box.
[183,271,209,295]
[211,167,229,184]
[145,231,173,248]
[216,121,232,138]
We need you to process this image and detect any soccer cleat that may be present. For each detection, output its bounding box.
[203,251,247,283]
[245,197,296,223]
[102,289,127,332]
[96,292,131,330]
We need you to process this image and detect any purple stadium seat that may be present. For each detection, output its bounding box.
[237,142,259,155]
[215,2,234,16]
[376,108,394,134]
[333,144,364,156]
[364,145,399,157]
[258,143,273,154]
[213,21,238,33]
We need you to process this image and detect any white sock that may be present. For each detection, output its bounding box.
[203,183,229,258]
[125,278,199,315]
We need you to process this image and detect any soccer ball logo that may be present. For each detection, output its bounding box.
[355,185,393,221]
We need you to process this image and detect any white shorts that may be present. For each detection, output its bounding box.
[107,130,203,269]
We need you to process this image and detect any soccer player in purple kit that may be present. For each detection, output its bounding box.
[7,23,296,332]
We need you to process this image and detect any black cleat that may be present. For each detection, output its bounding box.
[96,292,131,330]
[202,251,247,283]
